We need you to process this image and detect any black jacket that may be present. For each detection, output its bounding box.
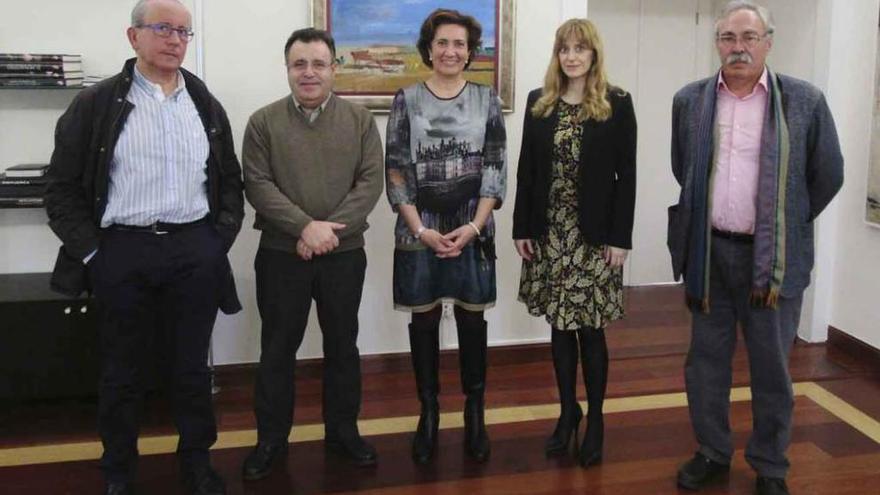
[44,58,244,310]
[512,87,637,249]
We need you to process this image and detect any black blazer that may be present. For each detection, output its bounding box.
[512,87,637,249]
[44,58,244,311]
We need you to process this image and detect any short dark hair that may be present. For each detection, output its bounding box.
[284,28,336,61]
[416,9,482,70]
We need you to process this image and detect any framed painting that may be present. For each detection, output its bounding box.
[311,0,515,112]
[868,18,880,228]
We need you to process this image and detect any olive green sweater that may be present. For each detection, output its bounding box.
[242,94,383,254]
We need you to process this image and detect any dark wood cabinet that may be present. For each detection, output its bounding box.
[0,272,99,399]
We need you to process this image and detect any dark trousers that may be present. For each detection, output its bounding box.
[253,247,367,444]
[686,234,803,479]
[89,224,226,483]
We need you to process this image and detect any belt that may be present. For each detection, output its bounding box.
[108,216,209,235]
[711,228,754,243]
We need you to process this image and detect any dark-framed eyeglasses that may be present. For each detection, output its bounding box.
[716,32,769,49]
[136,22,195,41]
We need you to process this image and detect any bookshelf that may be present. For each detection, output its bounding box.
[0,61,98,399]
[0,87,80,209]
[0,273,99,399]
[0,86,83,90]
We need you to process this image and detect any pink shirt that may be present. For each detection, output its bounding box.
[711,68,768,234]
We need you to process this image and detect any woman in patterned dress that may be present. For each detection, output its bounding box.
[385,9,506,464]
[512,18,636,467]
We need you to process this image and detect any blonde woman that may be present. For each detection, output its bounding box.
[512,18,636,467]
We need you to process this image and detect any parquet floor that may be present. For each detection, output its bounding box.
[1,286,878,494]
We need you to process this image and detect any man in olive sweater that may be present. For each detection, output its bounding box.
[240,28,383,479]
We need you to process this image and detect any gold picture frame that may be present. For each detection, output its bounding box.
[311,0,515,112]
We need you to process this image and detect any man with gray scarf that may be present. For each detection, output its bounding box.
[667,2,843,494]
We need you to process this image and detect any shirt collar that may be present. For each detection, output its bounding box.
[717,66,769,97]
[132,64,186,101]
[291,93,332,118]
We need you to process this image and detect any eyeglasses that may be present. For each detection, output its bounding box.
[716,32,769,49]
[288,59,333,72]
[137,23,195,41]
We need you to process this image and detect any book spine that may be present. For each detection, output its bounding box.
[0,63,81,75]
[0,72,83,79]
[0,178,48,186]
[0,197,44,207]
[0,54,80,63]
[0,78,82,87]
[0,185,46,197]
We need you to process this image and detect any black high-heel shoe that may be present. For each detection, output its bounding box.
[578,414,603,467]
[544,403,583,456]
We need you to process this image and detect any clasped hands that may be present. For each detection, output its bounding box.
[419,224,478,258]
[296,220,346,260]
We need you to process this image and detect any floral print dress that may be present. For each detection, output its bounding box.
[518,101,624,330]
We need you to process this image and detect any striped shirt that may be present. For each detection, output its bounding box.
[100,65,210,228]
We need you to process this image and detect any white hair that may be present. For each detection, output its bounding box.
[715,0,775,36]
[130,0,185,26]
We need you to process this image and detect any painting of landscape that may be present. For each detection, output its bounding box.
[313,0,513,111]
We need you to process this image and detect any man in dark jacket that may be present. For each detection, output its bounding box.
[43,1,243,494]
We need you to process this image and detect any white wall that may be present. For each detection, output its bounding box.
[201,0,567,364]
[0,0,563,364]
[1,0,877,363]
[820,0,880,350]
[591,0,716,286]
[0,0,195,275]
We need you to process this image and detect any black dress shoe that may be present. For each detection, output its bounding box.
[242,442,288,481]
[676,452,730,490]
[104,481,134,495]
[182,466,225,495]
[756,476,789,495]
[325,431,378,467]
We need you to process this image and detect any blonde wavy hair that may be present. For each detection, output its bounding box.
[531,18,611,122]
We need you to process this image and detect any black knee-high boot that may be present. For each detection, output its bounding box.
[409,309,441,464]
[545,328,583,456]
[577,327,608,467]
[455,307,490,462]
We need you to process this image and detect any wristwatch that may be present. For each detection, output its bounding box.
[415,226,427,239]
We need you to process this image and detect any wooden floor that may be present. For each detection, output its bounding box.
[1,285,878,494]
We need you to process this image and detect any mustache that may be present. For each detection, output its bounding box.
[725,52,753,64]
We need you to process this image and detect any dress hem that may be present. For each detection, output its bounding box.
[394,297,496,313]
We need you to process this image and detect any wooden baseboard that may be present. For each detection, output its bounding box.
[828,326,880,373]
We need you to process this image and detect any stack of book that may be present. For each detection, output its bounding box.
[0,53,83,88]
[0,164,50,208]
